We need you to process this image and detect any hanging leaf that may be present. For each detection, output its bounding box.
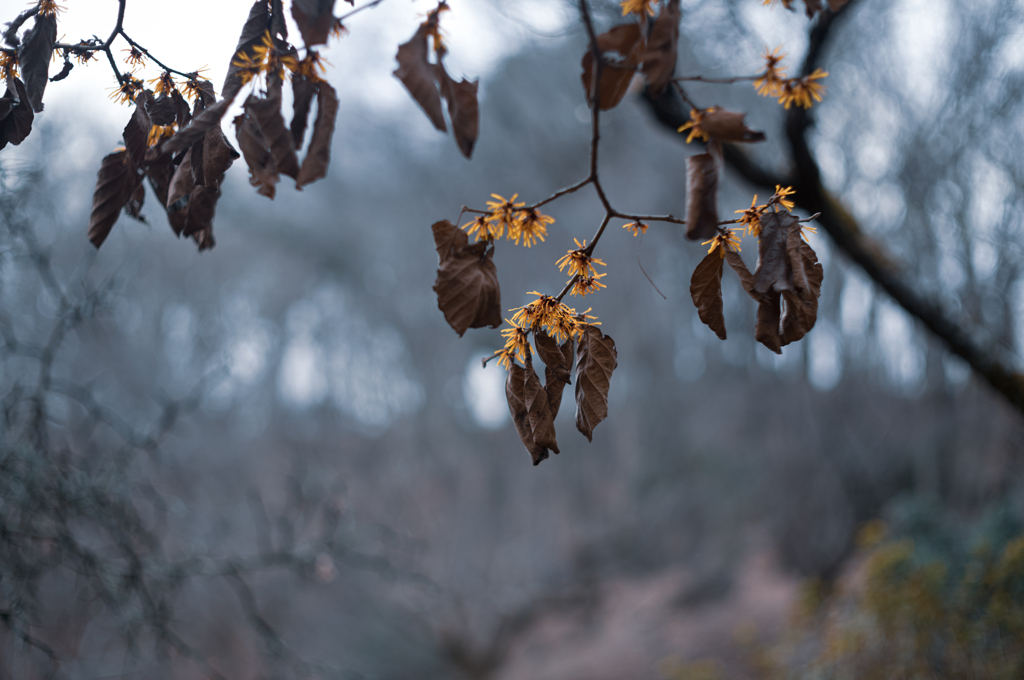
[270,0,289,40]
[753,210,796,294]
[161,98,232,154]
[394,23,446,132]
[234,109,279,198]
[124,179,146,222]
[534,329,572,384]
[292,0,337,48]
[290,73,317,148]
[16,12,56,112]
[143,147,188,235]
[431,220,501,336]
[543,335,574,420]
[167,148,196,212]
[581,23,646,111]
[641,0,680,95]
[88,150,138,248]
[435,63,479,159]
[146,93,178,126]
[685,141,721,241]
[295,81,339,189]
[574,324,617,442]
[724,250,759,302]
[690,251,727,340]
[202,123,239,188]
[756,293,783,354]
[123,90,153,170]
[222,0,272,102]
[245,81,300,179]
[0,79,33,150]
[506,357,560,466]
[786,226,823,303]
[699,108,765,143]
[182,184,220,250]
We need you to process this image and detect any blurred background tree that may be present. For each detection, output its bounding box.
[0,0,1022,678]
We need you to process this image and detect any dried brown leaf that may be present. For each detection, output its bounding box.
[182,184,220,250]
[575,324,617,442]
[146,93,178,126]
[506,357,560,465]
[245,82,300,179]
[89,150,138,248]
[685,142,721,241]
[292,0,336,48]
[545,337,575,420]
[724,250,760,303]
[161,98,232,155]
[827,0,849,10]
[699,108,765,143]
[143,147,187,235]
[394,23,446,132]
[431,218,461,262]
[202,122,239,188]
[234,110,279,199]
[17,12,55,112]
[581,23,645,111]
[534,329,571,384]
[641,0,680,95]
[290,73,317,148]
[0,78,33,150]
[435,63,479,159]
[690,251,727,340]
[431,220,501,336]
[753,210,796,295]
[786,226,823,303]
[296,81,338,189]
[123,90,152,170]
[756,293,783,354]
[167,148,196,213]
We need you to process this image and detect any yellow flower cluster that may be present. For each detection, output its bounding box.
[556,238,608,297]
[623,221,649,237]
[702,228,743,258]
[677,107,715,144]
[495,301,600,370]
[461,194,555,248]
[123,46,147,68]
[147,124,176,147]
[148,71,176,96]
[0,52,17,81]
[233,31,298,87]
[108,73,144,105]
[36,0,64,18]
[620,0,658,16]
[754,48,829,109]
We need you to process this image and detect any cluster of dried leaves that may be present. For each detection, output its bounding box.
[1,0,833,465]
[425,0,830,463]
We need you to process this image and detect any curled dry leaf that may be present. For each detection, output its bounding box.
[581,23,645,111]
[17,12,56,113]
[435,63,479,159]
[574,324,617,442]
[88,150,138,248]
[394,23,446,132]
[161,98,232,155]
[756,293,783,354]
[296,81,339,189]
[506,357,560,466]
[49,57,72,83]
[290,73,317,148]
[685,141,721,241]
[167,147,195,213]
[699,108,765,143]
[123,91,152,170]
[291,0,336,48]
[430,220,501,336]
[725,250,759,302]
[534,329,572,385]
[144,147,187,236]
[753,210,794,295]
[545,336,575,420]
[234,110,279,198]
[202,123,240,188]
[0,78,34,150]
[641,0,680,95]
[690,251,727,340]
[245,81,300,179]
[146,93,178,126]
[270,0,289,40]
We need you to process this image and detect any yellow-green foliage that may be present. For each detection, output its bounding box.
[783,533,1024,680]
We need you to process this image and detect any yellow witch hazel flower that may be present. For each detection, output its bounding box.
[570,273,607,297]
[620,0,658,16]
[485,193,524,240]
[556,238,606,279]
[735,195,767,237]
[778,69,828,109]
[498,320,531,369]
[702,229,743,258]
[511,293,578,343]
[677,107,715,144]
[753,46,787,98]
[771,185,796,211]
[514,208,554,248]
[623,221,648,237]
[462,215,493,242]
